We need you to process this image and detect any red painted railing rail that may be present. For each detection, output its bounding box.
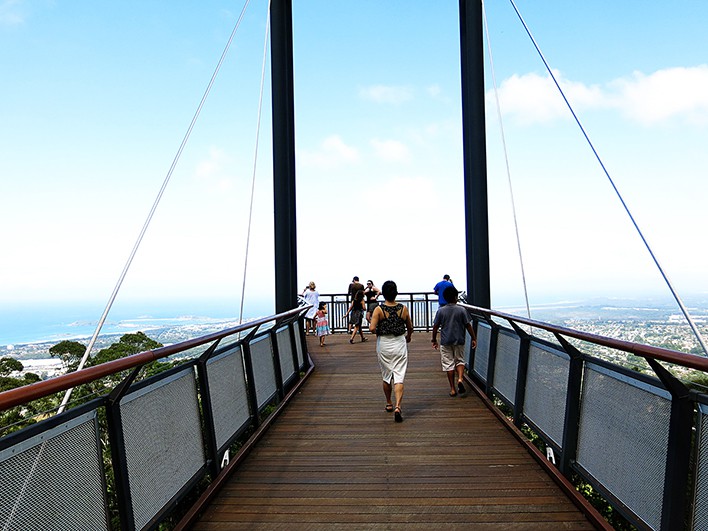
[464,303,708,372]
[0,307,305,412]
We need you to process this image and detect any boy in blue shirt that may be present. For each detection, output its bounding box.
[431,286,477,396]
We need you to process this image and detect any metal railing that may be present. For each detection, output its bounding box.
[0,307,310,531]
[5,297,708,529]
[314,291,440,333]
[462,303,708,531]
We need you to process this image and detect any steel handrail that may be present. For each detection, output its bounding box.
[464,303,708,372]
[0,306,307,412]
[316,291,437,331]
[7,300,706,412]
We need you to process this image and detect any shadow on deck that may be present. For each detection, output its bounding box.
[189,333,604,530]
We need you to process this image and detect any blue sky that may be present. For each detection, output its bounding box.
[1,0,707,331]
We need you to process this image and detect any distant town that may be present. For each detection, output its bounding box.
[3,301,708,383]
[3,318,245,379]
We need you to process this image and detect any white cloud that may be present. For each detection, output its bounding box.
[491,66,708,127]
[611,66,708,125]
[370,138,410,162]
[489,70,604,125]
[359,84,414,105]
[298,134,359,169]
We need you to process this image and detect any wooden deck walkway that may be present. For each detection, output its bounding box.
[189,333,604,530]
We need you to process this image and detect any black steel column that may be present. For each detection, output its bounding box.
[459,0,491,309]
[271,0,298,313]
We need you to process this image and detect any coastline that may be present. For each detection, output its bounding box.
[4,294,707,352]
[0,298,273,348]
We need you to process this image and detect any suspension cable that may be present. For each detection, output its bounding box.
[482,1,531,319]
[57,0,255,415]
[507,0,708,355]
[239,0,272,325]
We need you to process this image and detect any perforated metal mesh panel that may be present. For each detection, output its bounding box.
[275,326,296,384]
[523,341,569,447]
[493,330,520,405]
[693,403,708,529]
[576,364,670,530]
[119,368,205,530]
[473,323,491,383]
[206,347,250,451]
[250,335,277,408]
[0,412,108,531]
[293,322,305,368]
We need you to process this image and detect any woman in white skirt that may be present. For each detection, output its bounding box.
[369,280,413,422]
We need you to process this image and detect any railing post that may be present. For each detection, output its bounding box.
[270,326,285,401]
[485,320,499,398]
[554,334,584,476]
[287,319,303,374]
[425,293,431,332]
[467,318,478,376]
[646,358,693,530]
[105,367,144,531]
[241,328,262,429]
[297,315,310,368]
[508,321,530,428]
[196,341,224,479]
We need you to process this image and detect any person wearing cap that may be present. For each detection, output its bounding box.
[431,286,477,397]
[433,274,454,307]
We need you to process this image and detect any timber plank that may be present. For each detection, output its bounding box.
[189,333,603,530]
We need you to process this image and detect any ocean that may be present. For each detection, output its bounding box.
[0,300,274,347]
[3,295,707,348]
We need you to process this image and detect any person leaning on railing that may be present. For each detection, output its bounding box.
[301,281,319,335]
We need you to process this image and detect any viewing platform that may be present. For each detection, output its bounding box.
[3,302,707,530]
[187,333,602,530]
